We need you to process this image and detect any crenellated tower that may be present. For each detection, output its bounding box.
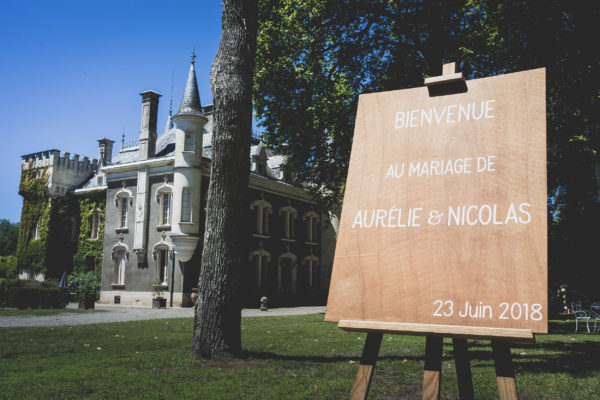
[20,150,98,197]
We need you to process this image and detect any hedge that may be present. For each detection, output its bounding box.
[0,279,68,309]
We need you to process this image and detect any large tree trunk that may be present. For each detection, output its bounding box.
[191,0,257,359]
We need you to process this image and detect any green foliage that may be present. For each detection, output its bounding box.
[72,191,105,281]
[0,279,68,309]
[16,168,50,277]
[67,271,100,302]
[255,0,600,292]
[0,255,17,279]
[152,278,165,299]
[0,219,19,256]
[16,169,105,280]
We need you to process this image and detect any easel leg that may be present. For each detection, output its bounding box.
[350,332,383,400]
[422,336,443,400]
[491,341,518,400]
[452,338,474,400]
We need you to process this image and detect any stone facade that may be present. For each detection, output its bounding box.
[16,56,336,307]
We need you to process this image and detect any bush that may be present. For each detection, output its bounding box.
[67,271,100,303]
[0,255,17,279]
[0,279,68,309]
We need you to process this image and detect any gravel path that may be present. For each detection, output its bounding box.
[0,304,326,328]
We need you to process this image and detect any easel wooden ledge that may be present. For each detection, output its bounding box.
[340,319,534,400]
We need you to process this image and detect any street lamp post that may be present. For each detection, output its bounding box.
[170,248,175,307]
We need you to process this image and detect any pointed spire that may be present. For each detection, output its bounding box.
[164,72,175,133]
[163,113,174,133]
[175,50,203,118]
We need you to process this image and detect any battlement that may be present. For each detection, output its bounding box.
[20,149,99,197]
[21,149,98,173]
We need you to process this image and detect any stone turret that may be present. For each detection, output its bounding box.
[170,52,208,262]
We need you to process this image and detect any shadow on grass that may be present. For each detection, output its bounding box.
[447,321,600,375]
[238,351,420,364]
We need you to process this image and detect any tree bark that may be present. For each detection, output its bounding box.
[191,0,257,359]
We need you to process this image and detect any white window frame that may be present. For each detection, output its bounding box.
[181,187,193,223]
[184,132,195,152]
[114,186,133,230]
[90,211,101,240]
[249,249,272,288]
[159,192,172,226]
[280,205,298,240]
[303,254,320,289]
[155,180,174,227]
[114,250,126,285]
[250,199,272,236]
[303,211,320,243]
[277,252,297,293]
[157,248,169,285]
[31,219,40,240]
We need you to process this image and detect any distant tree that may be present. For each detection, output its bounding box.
[191,0,258,359]
[0,219,19,256]
[255,0,599,293]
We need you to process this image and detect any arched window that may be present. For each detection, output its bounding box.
[279,205,298,240]
[153,243,170,285]
[90,210,101,240]
[114,185,133,230]
[277,252,297,293]
[303,254,320,289]
[111,243,129,286]
[31,219,40,240]
[249,248,272,290]
[250,198,272,236]
[155,180,173,226]
[303,211,320,243]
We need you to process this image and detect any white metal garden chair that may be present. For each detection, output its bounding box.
[571,301,592,333]
[590,302,600,333]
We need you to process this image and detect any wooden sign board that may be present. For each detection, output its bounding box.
[325,68,547,336]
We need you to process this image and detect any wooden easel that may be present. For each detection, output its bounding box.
[341,320,534,400]
[324,62,547,399]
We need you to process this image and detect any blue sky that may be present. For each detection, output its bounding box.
[0,1,226,222]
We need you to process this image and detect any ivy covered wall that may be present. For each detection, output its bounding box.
[17,168,106,281]
[72,190,105,281]
[16,169,51,277]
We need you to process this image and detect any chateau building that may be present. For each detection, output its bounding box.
[17,55,336,307]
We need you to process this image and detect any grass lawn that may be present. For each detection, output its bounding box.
[1,315,599,399]
[0,308,107,317]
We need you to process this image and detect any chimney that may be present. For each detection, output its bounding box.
[97,138,115,164]
[139,90,161,159]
